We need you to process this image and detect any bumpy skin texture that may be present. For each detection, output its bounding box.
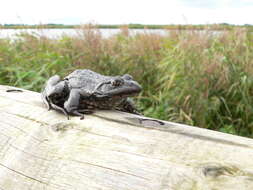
[41,69,142,119]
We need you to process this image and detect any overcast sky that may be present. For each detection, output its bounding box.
[1,0,253,25]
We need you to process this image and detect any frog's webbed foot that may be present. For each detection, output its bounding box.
[70,110,94,120]
[69,110,84,120]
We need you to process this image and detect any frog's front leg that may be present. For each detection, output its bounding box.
[64,89,93,119]
[116,98,142,115]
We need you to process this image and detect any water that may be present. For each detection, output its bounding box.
[0,28,169,39]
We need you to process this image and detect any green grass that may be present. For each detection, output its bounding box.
[1,25,253,137]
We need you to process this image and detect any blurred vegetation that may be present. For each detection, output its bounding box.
[1,25,253,137]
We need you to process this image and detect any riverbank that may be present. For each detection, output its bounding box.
[1,23,253,31]
[1,26,253,137]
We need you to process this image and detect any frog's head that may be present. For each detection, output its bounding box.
[41,75,67,109]
[99,74,142,98]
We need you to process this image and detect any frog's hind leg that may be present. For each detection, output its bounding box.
[41,90,51,110]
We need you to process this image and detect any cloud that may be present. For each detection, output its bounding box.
[179,0,253,9]
[0,0,252,25]
[179,0,220,9]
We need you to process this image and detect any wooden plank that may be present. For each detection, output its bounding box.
[0,85,253,190]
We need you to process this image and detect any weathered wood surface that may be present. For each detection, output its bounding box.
[1,85,253,190]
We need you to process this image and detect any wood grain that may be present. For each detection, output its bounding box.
[0,85,253,190]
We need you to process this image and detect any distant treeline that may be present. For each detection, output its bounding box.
[1,23,253,31]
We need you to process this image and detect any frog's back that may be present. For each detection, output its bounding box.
[66,69,108,89]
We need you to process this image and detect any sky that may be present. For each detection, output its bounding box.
[0,0,253,25]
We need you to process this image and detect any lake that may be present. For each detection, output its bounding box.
[0,28,169,39]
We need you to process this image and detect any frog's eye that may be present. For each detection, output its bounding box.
[122,74,133,80]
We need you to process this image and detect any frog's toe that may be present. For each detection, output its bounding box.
[70,110,84,118]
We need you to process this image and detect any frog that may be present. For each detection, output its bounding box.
[41,69,142,119]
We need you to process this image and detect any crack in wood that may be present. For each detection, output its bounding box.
[69,140,169,163]
[9,144,51,161]
[7,112,49,126]
[71,159,150,180]
[0,163,49,185]
[1,119,45,143]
